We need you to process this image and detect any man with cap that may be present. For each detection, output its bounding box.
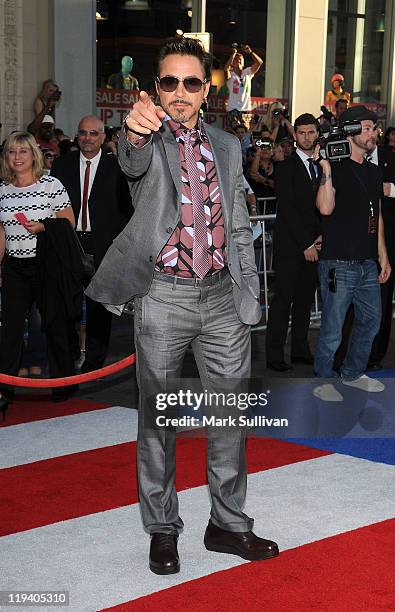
[313,105,391,401]
[334,116,395,371]
[34,114,59,155]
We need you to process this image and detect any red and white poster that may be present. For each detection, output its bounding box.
[96,88,288,129]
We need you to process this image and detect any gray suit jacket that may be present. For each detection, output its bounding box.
[86,121,261,325]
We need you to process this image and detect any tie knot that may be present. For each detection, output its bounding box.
[86,160,91,167]
[307,157,314,163]
[183,129,198,145]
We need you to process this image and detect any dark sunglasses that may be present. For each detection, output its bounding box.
[77,129,102,137]
[156,75,207,93]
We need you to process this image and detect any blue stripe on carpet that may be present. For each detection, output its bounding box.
[286,438,395,465]
[366,368,395,378]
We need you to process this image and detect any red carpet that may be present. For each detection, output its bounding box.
[0,437,329,536]
[2,399,394,609]
[104,519,395,612]
[0,396,110,427]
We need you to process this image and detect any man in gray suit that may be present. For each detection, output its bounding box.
[86,37,279,574]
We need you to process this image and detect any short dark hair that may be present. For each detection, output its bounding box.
[157,37,212,81]
[294,113,319,132]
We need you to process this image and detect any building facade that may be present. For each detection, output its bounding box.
[1,0,395,141]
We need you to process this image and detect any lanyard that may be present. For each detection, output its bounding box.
[350,163,375,217]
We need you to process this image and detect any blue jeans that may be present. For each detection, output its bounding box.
[314,259,381,380]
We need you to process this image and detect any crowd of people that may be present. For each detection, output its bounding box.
[0,86,133,415]
[1,39,395,415]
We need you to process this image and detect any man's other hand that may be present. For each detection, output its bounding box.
[379,257,391,284]
[304,245,319,262]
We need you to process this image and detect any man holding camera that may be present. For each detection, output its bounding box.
[314,106,391,401]
[224,44,263,126]
[266,114,322,371]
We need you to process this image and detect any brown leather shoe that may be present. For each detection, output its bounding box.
[204,521,279,561]
[149,533,180,575]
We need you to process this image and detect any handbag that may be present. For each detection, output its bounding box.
[74,232,96,279]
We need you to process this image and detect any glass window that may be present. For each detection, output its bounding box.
[96,0,192,92]
[325,0,388,105]
[206,0,290,99]
[95,0,291,128]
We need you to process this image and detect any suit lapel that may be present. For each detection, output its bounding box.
[89,151,106,205]
[294,152,321,192]
[160,125,182,203]
[68,153,82,218]
[204,123,230,223]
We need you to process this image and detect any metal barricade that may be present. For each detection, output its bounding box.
[250,198,322,331]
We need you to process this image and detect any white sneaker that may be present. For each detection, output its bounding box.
[341,374,385,393]
[313,383,344,402]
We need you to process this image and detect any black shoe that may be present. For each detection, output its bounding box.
[291,355,314,365]
[149,533,180,575]
[367,362,383,371]
[266,361,293,372]
[204,521,279,561]
[0,395,10,421]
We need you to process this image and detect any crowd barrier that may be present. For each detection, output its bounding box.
[251,197,322,332]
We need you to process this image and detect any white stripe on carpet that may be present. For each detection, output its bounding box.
[0,407,138,468]
[1,454,394,611]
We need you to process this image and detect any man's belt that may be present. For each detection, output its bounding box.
[153,268,229,287]
[335,259,370,264]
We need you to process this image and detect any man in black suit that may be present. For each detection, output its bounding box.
[51,115,132,372]
[266,113,321,371]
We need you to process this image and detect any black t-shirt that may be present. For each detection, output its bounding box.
[320,158,382,260]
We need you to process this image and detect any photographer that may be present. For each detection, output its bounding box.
[314,106,391,401]
[224,44,263,126]
[33,79,61,118]
[268,101,294,143]
[247,138,276,200]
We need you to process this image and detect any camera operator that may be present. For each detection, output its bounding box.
[224,44,263,127]
[334,131,395,370]
[268,102,294,143]
[313,106,391,401]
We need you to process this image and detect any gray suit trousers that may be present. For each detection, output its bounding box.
[134,271,254,534]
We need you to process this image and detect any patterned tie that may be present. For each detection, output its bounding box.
[183,131,210,278]
[307,157,317,182]
[81,160,91,231]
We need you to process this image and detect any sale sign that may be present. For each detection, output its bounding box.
[96,88,288,128]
